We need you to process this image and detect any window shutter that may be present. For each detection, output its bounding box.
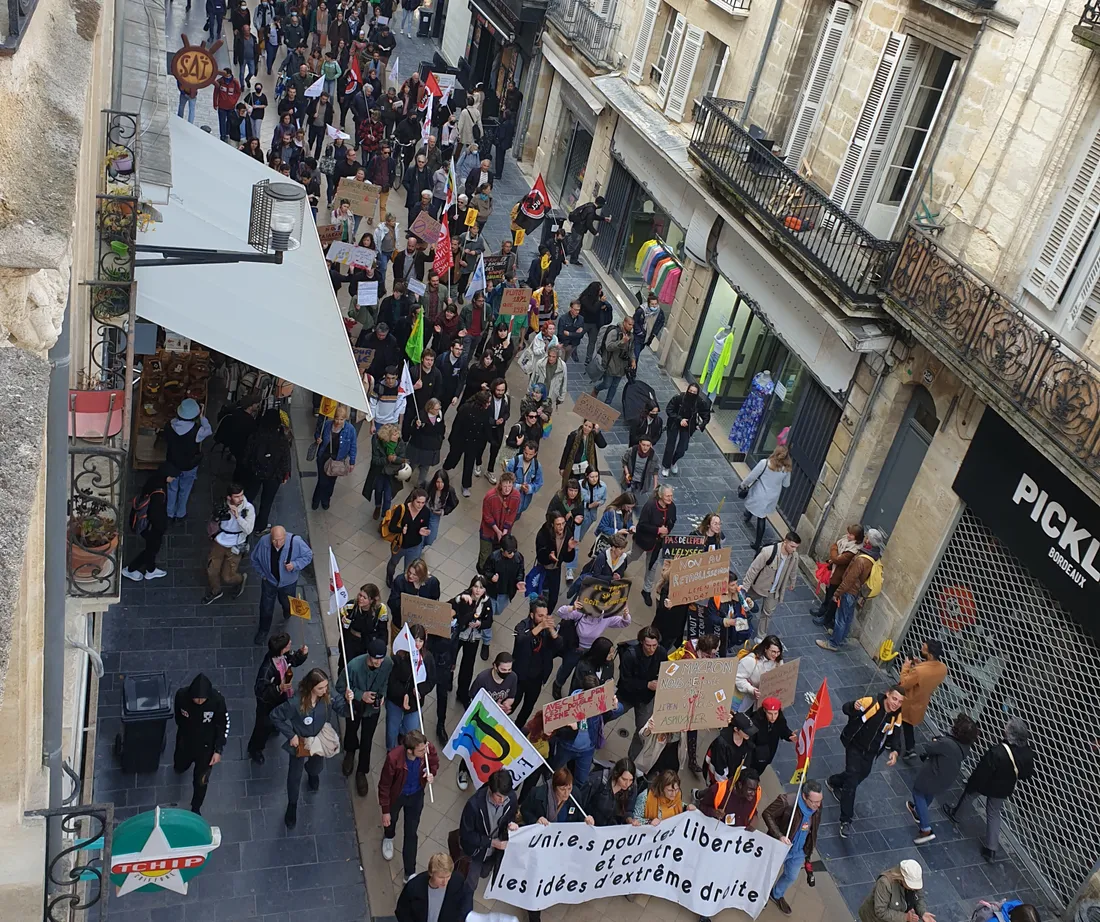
[708,43,729,97]
[666,25,705,121]
[657,14,686,103]
[831,31,908,212]
[596,0,614,20]
[784,1,852,171]
[1025,124,1100,310]
[628,0,662,84]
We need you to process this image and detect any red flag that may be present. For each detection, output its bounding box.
[790,678,832,784]
[514,173,552,232]
[433,220,452,276]
[425,71,443,97]
[346,54,361,93]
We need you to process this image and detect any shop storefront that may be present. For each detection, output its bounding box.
[901,407,1100,909]
[546,106,592,214]
[457,0,543,118]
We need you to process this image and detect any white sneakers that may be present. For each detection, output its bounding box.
[474,465,482,477]
[457,766,470,791]
[660,468,670,477]
[566,568,575,582]
[671,463,679,474]
[121,568,144,581]
[382,838,394,861]
[146,568,167,580]
[486,472,498,485]
[462,488,471,497]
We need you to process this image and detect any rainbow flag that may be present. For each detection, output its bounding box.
[443,689,542,788]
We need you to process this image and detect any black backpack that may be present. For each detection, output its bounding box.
[129,489,164,535]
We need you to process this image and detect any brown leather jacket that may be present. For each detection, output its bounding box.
[835,551,875,599]
[826,542,857,588]
[762,792,820,860]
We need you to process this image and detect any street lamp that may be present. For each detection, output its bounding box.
[133,181,308,268]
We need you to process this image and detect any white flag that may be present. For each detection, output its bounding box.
[394,622,427,683]
[421,94,433,145]
[443,689,544,789]
[465,253,487,300]
[328,547,349,615]
[388,55,400,85]
[305,75,325,98]
[326,124,351,140]
[398,360,416,399]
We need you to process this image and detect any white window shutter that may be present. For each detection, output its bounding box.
[784,1,852,171]
[831,31,907,211]
[709,44,729,97]
[666,25,705,121]
[1025,124,1100,310]
[596,0,614,20]
[657,15,686,103]
[628,0,662,84]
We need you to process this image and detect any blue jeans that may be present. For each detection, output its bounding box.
[373,475,394,513]
[385,699,421,749]
[424,511,441,547]
[400,6,415,31]
[592,373,623,405]
[207,12,223,37]
[324,77,336,97]
[265,42,278,73]
[387,541,424,583]
[913,788,934,832]
[239,59,256,85]
[258,578,296,635]
[771,846,805,900]
[832,592,858,646]
[166,466,199,518]
[217,108,231,140]
[177,92,196,123]
[377,251,391,280]
[551,739,595,786]
[555,646,583,691]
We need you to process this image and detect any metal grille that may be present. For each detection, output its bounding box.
[900,508,1100,908]
[778,380,841,525]
[593,159,635,269]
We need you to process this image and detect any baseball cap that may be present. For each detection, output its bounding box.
[732,712,757,736]
[367,638,387,658]
[899,859,923,890]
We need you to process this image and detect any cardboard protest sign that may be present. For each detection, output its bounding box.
[498,287,532,316]
[318,396,338,418]
[652,656,737,731]
[572,392,620,430]
[667,547,732,605]
[663,534,710,558]
[484,254,506,286]
[573,578,630,619]
[352,347,375,376]
[317,223,342,249]
[543,681,616,733]
[335,178,379,217]
[407,277,426,297]
[486,812,788,918]
[326,241,354,265]
[410,210,442,244]
[400,595,454,637]
[757,657,800,709]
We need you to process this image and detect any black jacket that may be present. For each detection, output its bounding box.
[616,639,666,705]
[391,501,432,550]
[451,592,494,636]
[449,399,492,449]
[395,871,471,922]
[585,776,637,826]
[666,391,712,432]
[629,415,664,448]
[571,653,614,693]
[459,783,519,860]
[483,549,526,600]
[254,648,308,709]
[344,602,391,660]
[241,427,291,481]
[535,523,577,569]
[750,707,793,769]
[839,693,904,757]
[914,735,970,798]
[408,415,447,454]
[392,249,428,284]
[365,331,403,381]
[437,353,469,406]
[965,739,1035,799]
[388,574,442,626]
[512,616,562,684]
[521,781,587,824]
[634,497,676,552]
[387,648,436,709]
[305,97,334,126]
[569,201,603,236]
[173,674,228,754]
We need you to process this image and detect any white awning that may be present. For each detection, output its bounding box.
[541,33,605,116]
[136,119,369,413]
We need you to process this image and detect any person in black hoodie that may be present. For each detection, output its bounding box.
[247,632,308,763]
[395,853,472,922]
[612,626,667,760]
[385,622,436,749]
[122,464,177,582]
[457,769,520,887]
[629,398,664,448]
[909,712,979,846]
[750,696,797,774]
[577,281,611,365]
[173,674,229,813]
[945,716,1034,860]
[239,408,292,532]
[511,597,562,728]
[661,383,712,477]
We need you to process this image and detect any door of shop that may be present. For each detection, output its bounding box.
[776,381,842,525]
[559,122,592,212]
[593,160,634,269]
[901,508,1100,908]
[864,386,937,535]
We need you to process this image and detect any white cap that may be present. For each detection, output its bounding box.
[899,859,923,890]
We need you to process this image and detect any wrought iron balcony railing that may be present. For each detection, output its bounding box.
[547,0,620,69]
[1,0,41,53]
[1075,0,1100,49]
[27,803,114,922]
[1082,0,1100,27]
[690,97,899,307]
[887,226,1100,492]
[705,0,750,14]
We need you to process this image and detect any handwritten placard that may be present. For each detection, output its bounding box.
[757,657,800,709]
[289,596,311,620]
[667,547,731,606]
[400,596,454,638]
[357,281,379,306]
[407,277,426,297]
[498,287,532,316]
[327,241,354,265]
[410,210,442,244]
[653,657,737,732]
[318,223,343,250]
[484,254,506,285]
[573,577,630,619]
[335,178,380,218]
[352,346,376,376]
[543,681,616,733]
[350,245,377,268]
[318,396,338,418]
[572,392,619,430]
[663,534,709,559]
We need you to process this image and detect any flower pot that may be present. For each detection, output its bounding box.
[111,155,134,174]
[69,533,119,582]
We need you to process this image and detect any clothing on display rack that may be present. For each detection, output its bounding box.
[701,327,735,397]
[635,239,683,305]
[729,370,774,449]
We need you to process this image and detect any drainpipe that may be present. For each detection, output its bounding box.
[111,0,128,109]
[44,302,71,826]
[740,0,784,127]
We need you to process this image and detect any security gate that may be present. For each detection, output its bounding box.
[900,508,1100,907]
[777,381,842,526]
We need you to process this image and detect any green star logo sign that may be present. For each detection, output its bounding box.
[109,806,221,896]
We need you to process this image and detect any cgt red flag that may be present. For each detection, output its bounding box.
[790,678,833,784]
[425,71,442,97]
[433,220,453,276]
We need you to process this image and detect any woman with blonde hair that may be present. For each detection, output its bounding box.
[312,404,357,510]
[739,444,792,551]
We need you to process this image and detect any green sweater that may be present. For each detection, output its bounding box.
[338,654,394,716]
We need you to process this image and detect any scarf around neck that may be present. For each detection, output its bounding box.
[644,787,682,820]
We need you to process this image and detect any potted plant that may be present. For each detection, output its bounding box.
[69,501,120,582]
[106,145,134,175]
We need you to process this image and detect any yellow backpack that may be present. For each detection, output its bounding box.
[859,554,884,598]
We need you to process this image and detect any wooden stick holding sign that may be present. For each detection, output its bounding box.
[572,392,620,431]
[667,547,732,605]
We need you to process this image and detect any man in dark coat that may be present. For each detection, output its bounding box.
[402,152,432,211]
[511,598,562,728]
[395,853,472,922]
[614,625,667,760]
[173,674,229,813]
[458,770,519,886]
[566,196,609,266]
[761,781,824,914]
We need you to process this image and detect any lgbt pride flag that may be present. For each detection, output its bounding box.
[443,689,542,788]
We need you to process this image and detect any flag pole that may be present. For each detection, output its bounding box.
[530,732,587,816]
[785,773,807,840]
[406,631,435,804]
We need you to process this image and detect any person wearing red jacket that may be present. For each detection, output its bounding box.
[212,68,242,141]
[478,472,521,571]
[379,729,439,880]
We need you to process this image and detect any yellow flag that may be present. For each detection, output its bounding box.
[289,597,311,620]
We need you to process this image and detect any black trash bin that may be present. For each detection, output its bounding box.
[114,672,172,773]
[541,208,568,248]
[417,8,432,36]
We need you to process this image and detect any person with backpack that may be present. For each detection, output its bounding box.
[566,197,608,267]
[816,527,886,653]
[740,532,801,641]
[122,465,177,582]
[970,901,1040,922]
[908,711,979,845]
[588,316,635,407]
[382,488,432,587]
[239,408,292,534]
[249,526,314,645]
[162,398,212,522]
[577,282,611,365]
